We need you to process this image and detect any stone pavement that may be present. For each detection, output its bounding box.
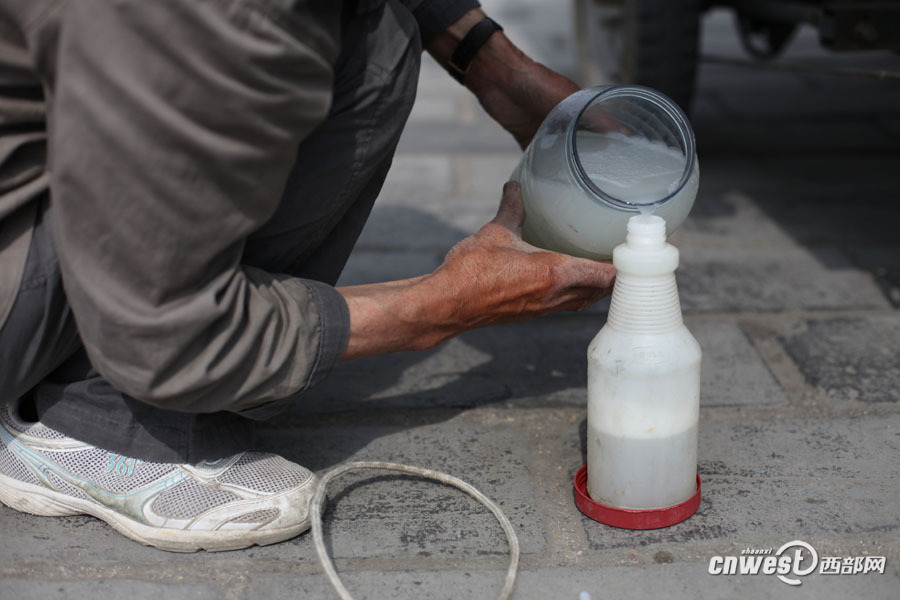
[2,3,899,600]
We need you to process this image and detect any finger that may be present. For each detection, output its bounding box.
[564,257,617,290]
[491,181,526,235]
[555,285,613,310]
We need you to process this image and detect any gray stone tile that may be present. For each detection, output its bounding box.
[415,54,463,96]
[243,561,900,600]
[453,154,520,199]
[879,117,900,141]
[353,203,463,251]
[571,414,900,549]
[352,201,487,252]
[748,157,900,247]
[676,188,795,248]
[689,320,789,407]
[337,250,442,286]
[681,154,900,249]
[249,569,507,600]
[754,155,900,196]
[382,155,454,195]
[779,316,900,404]
[524,562,899,600]
[695,63,813,97]
[0,580,220,600]
[279,318,597,414]
[569,417,900,550]
[712,86,900,121]
[693,118,896,155]
[407,93,460,123]
[396,122,520,154]
[846,245,900,306]
[281,316,785,414]
[677,245,890,313]
[581,475,899,551]
[255,421,545,557]
[698,416,900,481]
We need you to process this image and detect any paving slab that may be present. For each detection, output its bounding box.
[248,569,508,600]
[688,320,789,407]
[778,316,900,404]
[676,185,797,248]
[576,416,900,550]
[242,562,900,600]
[695,118,898,155]
[678,245,890,313]
[254,420,546,556]
[278,314,787,415]
[381,155,455,195]
[338,248,443,286]
[0,580,221,600]
[845,246,900,306]
[516,563,900,600]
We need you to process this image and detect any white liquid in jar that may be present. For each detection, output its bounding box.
[518,131,698,259]
[576,131,687,203]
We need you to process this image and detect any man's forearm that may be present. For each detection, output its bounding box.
[336,184,616,362]
[426,8,530,103]
[337,274,453,360]
[425,8,580,148]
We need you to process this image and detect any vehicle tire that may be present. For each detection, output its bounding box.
[574,0,701,112]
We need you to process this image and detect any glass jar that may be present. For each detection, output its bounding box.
[511,85,699,259]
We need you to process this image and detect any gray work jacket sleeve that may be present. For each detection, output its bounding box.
[50,0,348,414]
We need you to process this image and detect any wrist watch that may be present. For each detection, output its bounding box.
[446,17,503,84]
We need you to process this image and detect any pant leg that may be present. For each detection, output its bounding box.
[16,1,421,463]
[0,194,81,405]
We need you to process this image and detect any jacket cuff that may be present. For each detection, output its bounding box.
[300,278,350,390]
[413,0,481,46]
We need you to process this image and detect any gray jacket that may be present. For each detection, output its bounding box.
[0,0,476,413]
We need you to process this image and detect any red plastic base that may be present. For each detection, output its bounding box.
[573,465,701,530]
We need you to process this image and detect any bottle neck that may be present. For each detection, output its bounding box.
[606,272,683,334]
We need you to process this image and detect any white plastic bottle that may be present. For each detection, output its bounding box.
[587,214,700,510]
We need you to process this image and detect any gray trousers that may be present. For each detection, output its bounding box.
[0,2,421,463]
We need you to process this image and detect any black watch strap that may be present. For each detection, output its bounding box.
[447,17,503,84]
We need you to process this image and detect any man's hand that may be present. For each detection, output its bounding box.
[338,183,616,360]
[426,8,580,149]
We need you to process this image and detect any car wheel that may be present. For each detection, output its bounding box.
[574,0,701,112]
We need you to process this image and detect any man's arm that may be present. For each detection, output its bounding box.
[339,182,615,360]
[425,6,581,149]
[338,7,613,361]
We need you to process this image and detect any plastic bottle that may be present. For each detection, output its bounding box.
[586,214,700,510]
[511,85,698,259]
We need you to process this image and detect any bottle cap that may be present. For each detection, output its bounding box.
[573,465,701,529]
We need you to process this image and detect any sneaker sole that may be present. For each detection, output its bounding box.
[0,471,312,552]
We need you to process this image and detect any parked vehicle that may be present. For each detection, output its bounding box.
[574,0,900,110]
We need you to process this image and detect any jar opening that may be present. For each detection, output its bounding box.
[568,86,696,211]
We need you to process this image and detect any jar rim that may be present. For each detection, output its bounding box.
[567,85,697,211]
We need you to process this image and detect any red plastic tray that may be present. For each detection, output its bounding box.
[573,465,701,530]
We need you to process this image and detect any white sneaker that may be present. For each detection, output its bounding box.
[0,402,317,552]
